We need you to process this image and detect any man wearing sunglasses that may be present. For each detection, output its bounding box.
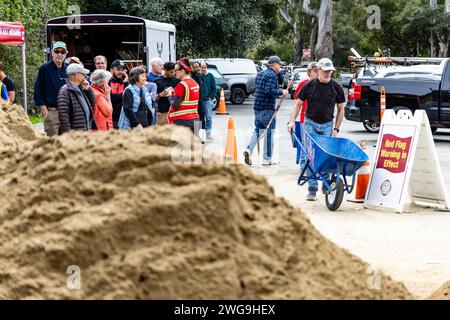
[34,41,68,136]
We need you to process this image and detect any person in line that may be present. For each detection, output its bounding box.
[200,62,217,140]
[91,69,113,131]
[154,62,179,125]
[243,55,289,166]
[287,61,319,171]
[190,61,204,131]
[94,55,107,70]
[118,67,156,130]
[291,58,346,201]
[109,59,129,129]
[147,57,164,82]
[167,58,200,132]
[65,56,83,66]
[140,65,158,125]
[34,41,68,136]
[0,61,16,103]
[57,63,97,134]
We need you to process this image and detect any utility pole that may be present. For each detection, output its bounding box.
[430,0,437,57]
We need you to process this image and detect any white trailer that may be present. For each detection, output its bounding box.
[46,14,176,71]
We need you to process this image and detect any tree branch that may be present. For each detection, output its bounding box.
[301,0,318,17]
[279,6,294,27]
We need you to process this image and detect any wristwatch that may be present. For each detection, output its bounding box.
[334,127,340,133]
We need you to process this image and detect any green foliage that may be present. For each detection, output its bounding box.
[84,0,279,58]
[0,0,84,113]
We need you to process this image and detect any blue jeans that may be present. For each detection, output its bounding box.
[247,109,276,161]
[302,118,333,192]
[202,99,213,134]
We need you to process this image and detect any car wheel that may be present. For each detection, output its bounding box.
[230,87,246,105]
[363,121,380,133]
[212,96,218,111]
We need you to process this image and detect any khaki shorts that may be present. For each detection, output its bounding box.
[44,108,60,136]
[157,112,169,125]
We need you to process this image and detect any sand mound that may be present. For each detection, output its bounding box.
[429,281,450,300]
[0,102,39,151]
[0,125,413,299]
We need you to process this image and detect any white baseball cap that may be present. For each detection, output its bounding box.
[317,58,336,71]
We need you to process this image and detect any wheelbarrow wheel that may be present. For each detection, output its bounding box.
[325,177,345,211]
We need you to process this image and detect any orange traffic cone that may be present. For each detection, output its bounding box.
[216,88,229,115]
[380,86,386,121]
[224,117,238,164]
[348,142,371,203]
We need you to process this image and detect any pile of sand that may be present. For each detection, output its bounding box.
[0,114,413,299]
[0,102,39,151]
[429,282,450,300]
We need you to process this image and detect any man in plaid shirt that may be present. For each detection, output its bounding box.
[244,56,289,166]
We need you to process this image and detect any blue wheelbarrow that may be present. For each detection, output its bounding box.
[291,131,369,211]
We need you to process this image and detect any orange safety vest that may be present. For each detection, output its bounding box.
[168,78,199,124]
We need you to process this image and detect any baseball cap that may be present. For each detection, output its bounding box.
[111,59,125,68]
[307,61,319,70]
[66,63,90,75]
[268,55,286,66]
[317,58,336,71]
[52,41,67,51]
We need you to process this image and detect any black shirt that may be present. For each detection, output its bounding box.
[298,78,346,124]
[109,77,128,124]
[154,76,180,113]
[2,76,16,92]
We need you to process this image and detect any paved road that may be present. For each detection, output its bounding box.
[206,96,450,298]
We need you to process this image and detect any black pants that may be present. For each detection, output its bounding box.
[174,119,196,133]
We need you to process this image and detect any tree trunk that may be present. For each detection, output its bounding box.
[314,0,333,59]
[309,17,318,61]
[294,24,304,65]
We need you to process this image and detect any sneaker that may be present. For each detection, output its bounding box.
[243,149,252,166]
[262,159,280,166]
[306,191,317,201]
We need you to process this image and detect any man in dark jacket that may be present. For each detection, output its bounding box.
[109,59,129,129]
[200,62,217,140]
[190,61,204,131]
[57,64,97,134]
[34,41,68,136]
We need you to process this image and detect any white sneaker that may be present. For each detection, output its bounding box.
[243,149,252,166]
[262,159,280,166]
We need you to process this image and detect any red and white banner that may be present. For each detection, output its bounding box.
[0,21,25,46]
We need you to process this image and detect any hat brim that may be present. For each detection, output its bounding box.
[321,67,335,71]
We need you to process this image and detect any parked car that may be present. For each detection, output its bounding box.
[207,64,230,110]
[345,60,449,133]
[339,72,354,88]
[197,58,257,105]
[289,68,309,99]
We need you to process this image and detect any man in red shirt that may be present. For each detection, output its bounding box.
[289,61,319,126]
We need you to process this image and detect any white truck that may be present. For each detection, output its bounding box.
[46,14,176,71]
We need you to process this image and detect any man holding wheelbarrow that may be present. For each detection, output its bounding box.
[288,58,346,201]
[244,56,289,166]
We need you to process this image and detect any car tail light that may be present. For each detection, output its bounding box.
[348,88,354,101]
[353,83,362,100]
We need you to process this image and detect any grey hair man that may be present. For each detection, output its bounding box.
[148,57,164,82]
[94,55,107,70]
[293,57,346,201]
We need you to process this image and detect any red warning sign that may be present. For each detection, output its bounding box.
[375,134,412,173]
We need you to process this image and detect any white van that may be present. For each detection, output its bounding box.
[46,14,176,71]
[197,58,257,105]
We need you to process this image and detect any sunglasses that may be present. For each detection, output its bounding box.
[54,50,66,55]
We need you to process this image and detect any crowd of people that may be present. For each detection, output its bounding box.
[32,41,217,139]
